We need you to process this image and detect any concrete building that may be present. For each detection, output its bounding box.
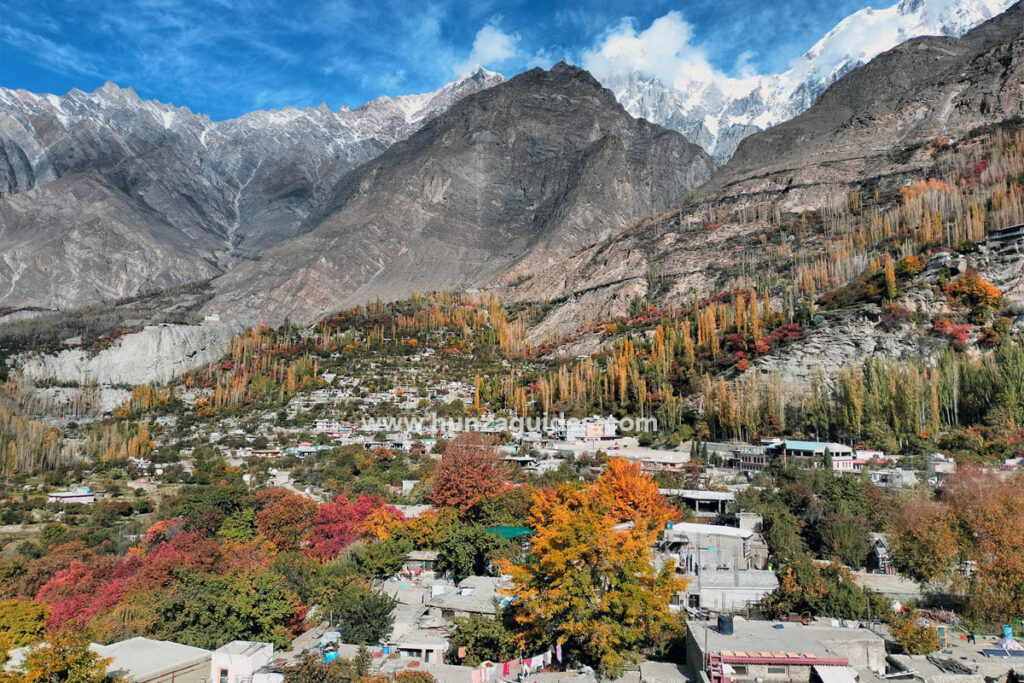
[89,638,211,683]
[404,550,440,574]
[676,569,780,612]
[685,618,886,683]
[765,441,853,469]
[660,489,734,518]
[47,486,95,504]
[660,523,770,572]
[426,576,507,619]
[210,641,275,683]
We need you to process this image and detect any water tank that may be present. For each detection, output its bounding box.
[718,614,734,635]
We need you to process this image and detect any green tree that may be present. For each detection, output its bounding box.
[155,569,302,649]
[446,614,515,666]
[218,508,260,540]
[283,652,359,683]
[322,581,395,645]
[436,524,509,582]
[761,556,881,620]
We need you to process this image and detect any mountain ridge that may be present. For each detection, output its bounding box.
[203,62,716,325]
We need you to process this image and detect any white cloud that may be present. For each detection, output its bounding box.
[453,24,520,77]
[581,11,719,90]
[734,50,758,78]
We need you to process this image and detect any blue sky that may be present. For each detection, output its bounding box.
[1,0,870,119]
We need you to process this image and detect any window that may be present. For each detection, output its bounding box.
[767,665,789,677]
[688,594,700,608]
[731,666,748,677]
[219,668,229,683]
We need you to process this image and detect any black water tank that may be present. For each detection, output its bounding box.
[718,614,734,635]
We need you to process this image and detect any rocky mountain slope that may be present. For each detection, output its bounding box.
[204,63,716,325]
[598,0,1014,162]
[506,2,1024,341]
[0,69,503,319]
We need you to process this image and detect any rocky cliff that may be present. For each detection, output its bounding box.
[18,322,242,385]
[204,63,716,325]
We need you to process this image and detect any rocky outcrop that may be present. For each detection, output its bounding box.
[18,322,241,385]
[205,63,715,325]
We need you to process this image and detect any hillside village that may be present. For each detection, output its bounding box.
[3,0,1024,681]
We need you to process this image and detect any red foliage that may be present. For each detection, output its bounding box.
[35,530,226,630]
[306,494,405,561]
[428,433,511,513]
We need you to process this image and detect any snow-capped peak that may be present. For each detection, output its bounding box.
[594,0,1014,163]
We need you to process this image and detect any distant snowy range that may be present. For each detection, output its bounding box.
[585,0,1015,162]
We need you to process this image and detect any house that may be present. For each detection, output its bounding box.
[685,618,886,683]
[47,486,95,504]
[555,416,617,442]
[625,450,691,474]
[865,534,892,574]
[404,550,440,574]
[765,441,853,468]
[660,522,770,571]
[660,489,734,518]
[425,576,509,619]
[90,637,212,683]
[210,641,276,683]
[674,569,780,612]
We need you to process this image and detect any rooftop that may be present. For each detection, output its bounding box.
[667,522,753,540]
[214,640,270,656]
[90,637,211,679]
[687,619,884,659]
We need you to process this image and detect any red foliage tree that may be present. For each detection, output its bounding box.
[428,433,511,514]
[306,494,404,560]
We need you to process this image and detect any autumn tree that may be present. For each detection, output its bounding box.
[500,473,684,677]
[886,604,940,655]
[19,630,120,682]
[256,489,319,553]
[428,433,510,514]
[886,493,961,585]
[590,458,677,531]
[307,495,403,561]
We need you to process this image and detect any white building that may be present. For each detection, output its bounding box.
[91,637,211,683]
[47,486,95,505]
[210,641,278,683]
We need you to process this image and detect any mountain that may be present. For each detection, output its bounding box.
[204,63,716,325]
[596,0,1015,163]
[505,1,1024,338]
[0,68,503,319]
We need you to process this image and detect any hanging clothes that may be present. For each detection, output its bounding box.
[503,661,510,678]
[556,644,562,663]
[472,669,483,683]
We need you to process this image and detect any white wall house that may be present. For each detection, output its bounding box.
[210,642,279,683]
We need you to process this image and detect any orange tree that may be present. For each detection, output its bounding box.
[499,459,684,677]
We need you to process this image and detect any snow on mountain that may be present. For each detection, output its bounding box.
[0,68,504,314]
[594,0,1015,163]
